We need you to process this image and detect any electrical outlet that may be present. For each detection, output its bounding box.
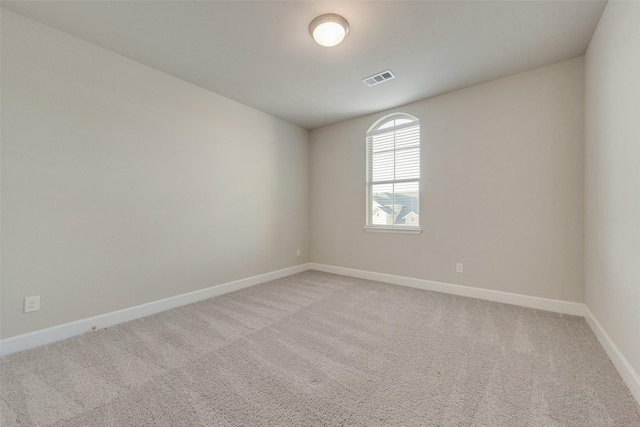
[456,263,464,274]
[24,296,40,313]
[296,249,301,257]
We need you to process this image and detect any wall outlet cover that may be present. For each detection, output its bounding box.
[24,296,40,313]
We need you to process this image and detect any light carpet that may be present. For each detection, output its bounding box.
[1,271,639,426]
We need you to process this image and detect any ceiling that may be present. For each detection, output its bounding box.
[1,1,606,130]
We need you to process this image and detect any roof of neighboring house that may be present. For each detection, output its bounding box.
[373,205,396,216]
[372,193,419,225]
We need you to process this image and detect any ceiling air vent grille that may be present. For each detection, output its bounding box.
[363,70,396,86]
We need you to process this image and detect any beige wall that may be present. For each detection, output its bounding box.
[311,58,584,302]
[585,1,640,378]
[0,10,310,339]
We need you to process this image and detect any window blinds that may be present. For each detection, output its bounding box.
[366,116,420,228]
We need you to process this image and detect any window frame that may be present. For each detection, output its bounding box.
[365,113,421,234]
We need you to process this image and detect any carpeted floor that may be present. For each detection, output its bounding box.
[1,271,639,426]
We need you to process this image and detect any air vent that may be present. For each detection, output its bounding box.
[363,70,396,86]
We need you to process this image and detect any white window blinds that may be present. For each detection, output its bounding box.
[366,114,420,230]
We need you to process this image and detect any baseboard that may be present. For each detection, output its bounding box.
[309,263,584,316]
[583,307,640,405]
[0,263,311,356]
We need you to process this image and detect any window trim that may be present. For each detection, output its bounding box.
[363,225,422,234]
[365,113,421,233]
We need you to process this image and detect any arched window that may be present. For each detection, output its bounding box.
[366,113,420,232]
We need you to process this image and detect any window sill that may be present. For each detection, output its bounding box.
[364,226,422,234]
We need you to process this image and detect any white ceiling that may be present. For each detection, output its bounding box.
[2,1,606,130]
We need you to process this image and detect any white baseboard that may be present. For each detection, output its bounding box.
[0,263,310,356]
[309,263,584,316]
[583,307,640,405]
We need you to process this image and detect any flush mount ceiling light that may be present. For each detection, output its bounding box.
[309,14,350,47]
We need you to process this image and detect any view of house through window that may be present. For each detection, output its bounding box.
[366,113,420,230]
